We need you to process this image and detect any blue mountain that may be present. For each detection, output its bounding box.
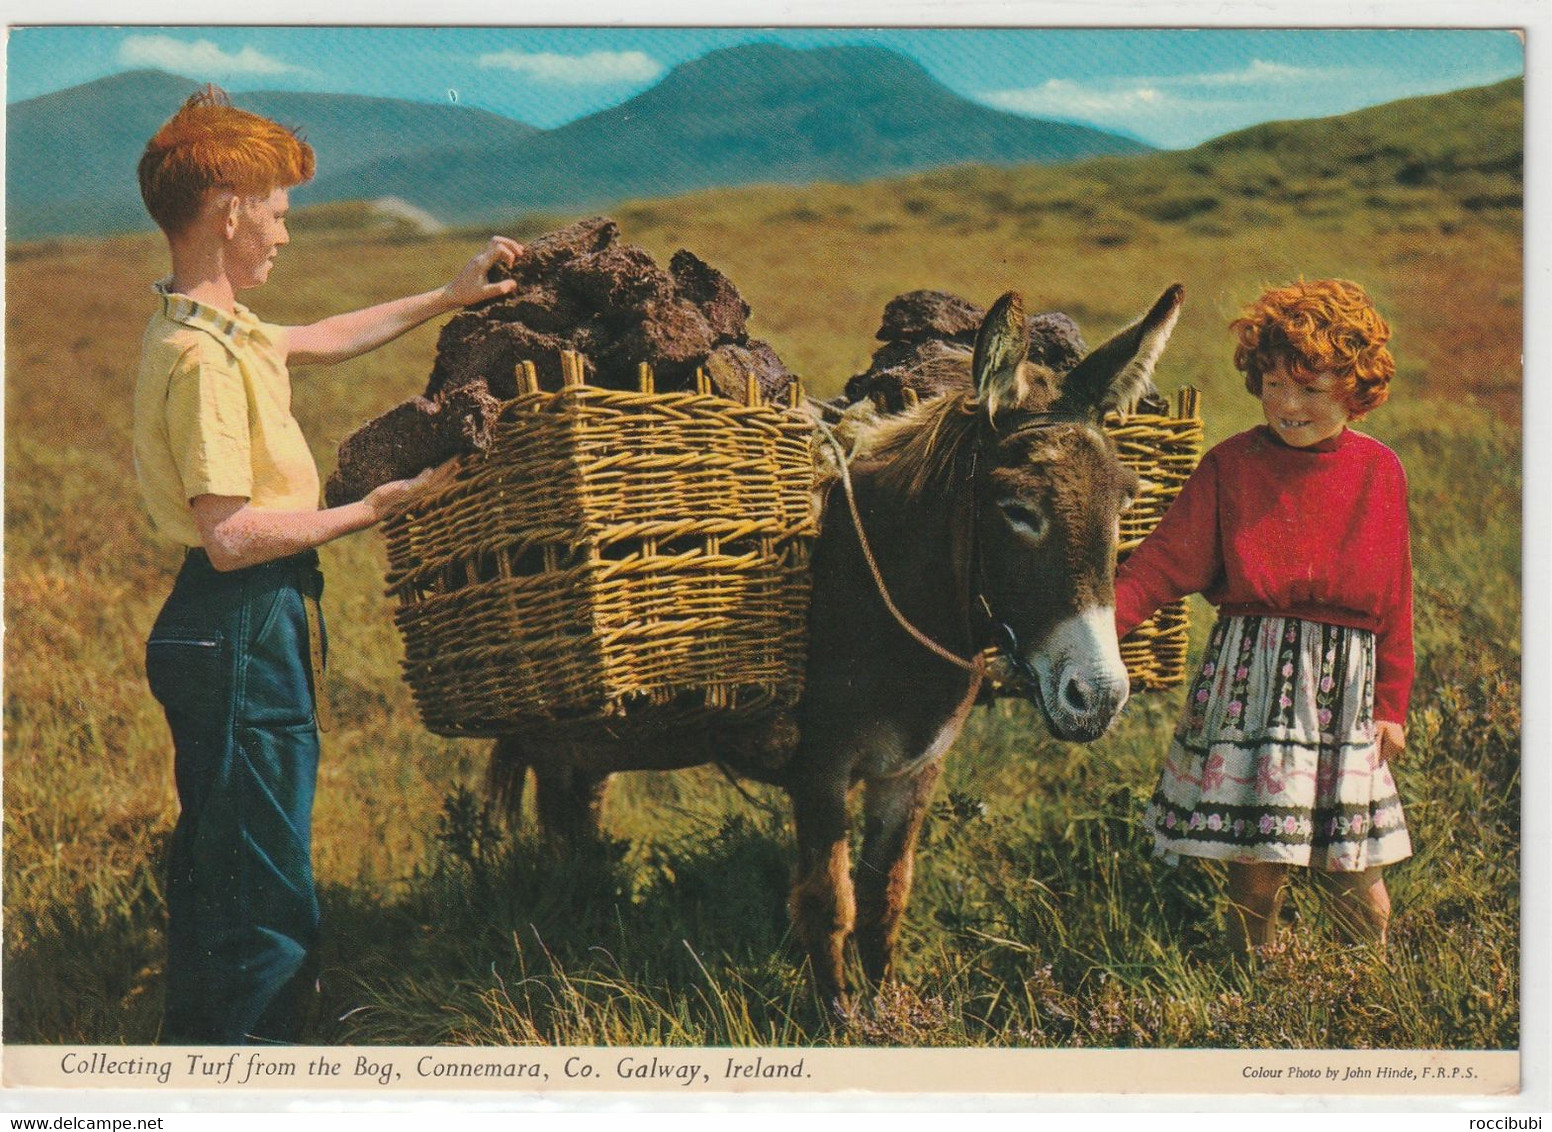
[7,46,1150,240]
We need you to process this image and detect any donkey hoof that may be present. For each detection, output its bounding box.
[825,992,854,1023]
[810,975,853,1021]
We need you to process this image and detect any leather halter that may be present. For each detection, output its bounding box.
[991,409,1097,436]
[814,406,1099,690]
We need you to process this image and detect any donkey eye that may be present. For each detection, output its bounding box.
[998,500,1049,542]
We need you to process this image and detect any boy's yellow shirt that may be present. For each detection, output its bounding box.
[134,282,321,547]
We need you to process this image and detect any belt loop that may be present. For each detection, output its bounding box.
[301,584,333,733]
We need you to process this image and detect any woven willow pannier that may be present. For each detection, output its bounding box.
[1112,386,1203,690]
[382,353,817,739]
[383,363,1200,740]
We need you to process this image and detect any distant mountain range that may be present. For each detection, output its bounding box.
[307,44,1153,225]
[6,44,1150,240]
[6,69,538,240]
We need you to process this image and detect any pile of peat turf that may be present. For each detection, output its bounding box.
[840,289,1092,413]
[326,216,799,506]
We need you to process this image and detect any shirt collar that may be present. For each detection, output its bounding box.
[153,280,264,349]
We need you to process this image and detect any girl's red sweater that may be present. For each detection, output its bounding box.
[1115,424,1414,724]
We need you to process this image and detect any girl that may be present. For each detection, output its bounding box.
[1115,278,1413,952]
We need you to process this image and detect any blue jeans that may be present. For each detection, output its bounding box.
[146,548,326,1044]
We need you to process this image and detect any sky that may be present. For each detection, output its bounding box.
[3,26,1524,148]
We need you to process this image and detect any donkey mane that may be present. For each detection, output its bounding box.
[853,389,982,503]
[851,352,1064,504]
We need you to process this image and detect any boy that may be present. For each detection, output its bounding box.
[135,85,521,1043]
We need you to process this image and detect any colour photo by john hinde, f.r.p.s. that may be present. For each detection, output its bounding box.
[0,23,1530,1101]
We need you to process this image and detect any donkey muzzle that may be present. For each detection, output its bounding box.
[1027,607,1130,742]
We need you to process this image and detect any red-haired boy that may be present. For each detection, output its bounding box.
[1116,278,1413,955]
[134,86,521,1043]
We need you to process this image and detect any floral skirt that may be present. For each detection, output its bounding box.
[1145,615,1411,872]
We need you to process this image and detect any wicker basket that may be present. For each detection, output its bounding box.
[382,352,816,739]
[1112,386,1203,690]
[384,366,1201,739]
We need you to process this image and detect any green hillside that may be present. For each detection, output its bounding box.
[866,77,1524,247]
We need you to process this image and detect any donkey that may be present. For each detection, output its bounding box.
[490,284,1184,1006]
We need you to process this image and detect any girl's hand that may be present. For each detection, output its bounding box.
[1376,720,1406,763]
[364,458,461,523]
[442,236,524,308]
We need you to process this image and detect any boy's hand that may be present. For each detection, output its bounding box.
[1376,720,1405,764]
[363,458,461,523]
[442,236,525,308]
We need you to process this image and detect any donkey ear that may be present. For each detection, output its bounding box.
[973,291,1029,418]
[1052,284,1184,419]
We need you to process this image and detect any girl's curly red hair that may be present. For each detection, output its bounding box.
[138,85,315,237]
[1231,279,1396,417]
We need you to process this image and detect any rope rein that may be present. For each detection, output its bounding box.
[813,418,981,675]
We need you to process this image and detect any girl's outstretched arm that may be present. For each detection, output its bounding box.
[1114,445,1225,637]
[1371,454,1415,732]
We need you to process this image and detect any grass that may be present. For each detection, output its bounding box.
[2,102,1522,1048]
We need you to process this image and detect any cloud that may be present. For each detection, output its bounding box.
[476,49,663,86]
[982,53,1513,149]
[1173,58,1345,88]
[984,59,1344,122]
[118,34,303,76]
[981,58,1354,136]
[984,78,1171,121]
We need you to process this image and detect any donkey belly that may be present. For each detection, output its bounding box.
[519,711,800,780]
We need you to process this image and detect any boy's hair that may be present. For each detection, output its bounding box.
[138,84,315,237]
[1231,278,1396,417]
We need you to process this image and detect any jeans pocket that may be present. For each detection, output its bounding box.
[146,632,226,718]
[241,582,315,729]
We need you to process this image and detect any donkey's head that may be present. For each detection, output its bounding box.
[970,285,1183,741]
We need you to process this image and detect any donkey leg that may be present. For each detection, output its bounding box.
[787,776,856,1008]
[855,761,942,986]
[533,763,612,845]
[486,736,530,826]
